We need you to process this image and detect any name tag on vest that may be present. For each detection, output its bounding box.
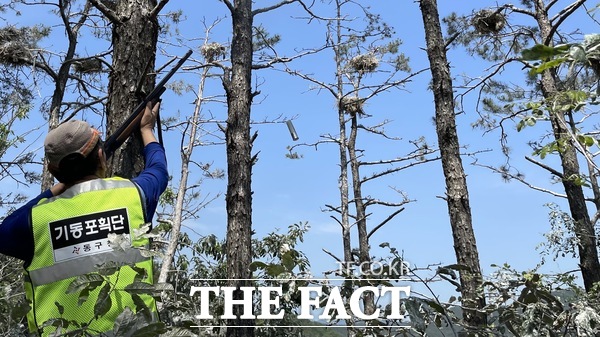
[49,208,130,263]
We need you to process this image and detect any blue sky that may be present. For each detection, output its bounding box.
[157,0,592,297]
[3,0,597,300]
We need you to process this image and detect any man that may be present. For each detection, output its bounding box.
[0,101,168,336]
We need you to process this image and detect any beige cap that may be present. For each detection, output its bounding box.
[44,120,101,168]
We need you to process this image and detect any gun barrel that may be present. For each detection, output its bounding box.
[104,50,193,158]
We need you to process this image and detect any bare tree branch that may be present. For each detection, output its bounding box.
[88,0,121,23]
[525,156,564,178]
[361,156,441,184]
[367,208,404,239]
[149,0,170,19]
[252,0,297,16]
[546,0,586,45]
[221,0,234,13]
[474,159,569,199]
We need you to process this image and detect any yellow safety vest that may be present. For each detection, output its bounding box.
[25,178,157,337]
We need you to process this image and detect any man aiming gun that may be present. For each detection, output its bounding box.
[0,100,168,336]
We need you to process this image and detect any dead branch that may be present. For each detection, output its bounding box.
[361,156,441,184]
[367,207,404,239]
[475,159,569,199]
[252,0,297,16]
[525,156,564,178]
[88,0,121,23]
[149,0,170,19]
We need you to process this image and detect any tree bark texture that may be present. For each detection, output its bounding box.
[104,0,159,178]
[348,112,374,316]
[157,66,210,284]
[224,1,255,336]
[419,0,487,329]
[533,0,600,291]
[333,0,352,267]
[333,1,356,332]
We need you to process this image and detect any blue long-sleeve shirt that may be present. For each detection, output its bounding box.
[0,142,168,265]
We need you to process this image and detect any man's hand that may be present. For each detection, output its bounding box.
[140,100,160,146]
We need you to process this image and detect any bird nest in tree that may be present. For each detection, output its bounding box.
[588,58,600,78]
[348,53,379,73]
[340,96,366,116]
[73,58,103,74]
[471,9,506,35]
[201,42,226,62]
[0,27,31,66]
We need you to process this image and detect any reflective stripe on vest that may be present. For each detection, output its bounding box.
[28,247,147,286]
[39,178,144,204]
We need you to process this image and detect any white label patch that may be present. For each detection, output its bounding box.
[49,208,130,263]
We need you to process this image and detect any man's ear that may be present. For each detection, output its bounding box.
[97,147,108,177]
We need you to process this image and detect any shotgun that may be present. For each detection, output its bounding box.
[103,49,193,158]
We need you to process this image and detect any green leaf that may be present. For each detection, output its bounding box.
[404,298,427,332]
[77,288,90,306]
[567,174,590,187]
[522,291,538,304]
[131,265,148,282]
[265,264,286,277]
[55,301,64,316]
[42,317,72,330]
[96,261,120,276]
[521,44,569,60]
[94,283,112,318]
[532,108,544,117]
[577,135,597,147]
[517,116,537,132]
[124,282,156,295]
[281,251,296,271]
[424,299,446,314]
[130,322,167,337]
[112,307,137,336]
[66,274,105,294]
[529,58,567,75]
[249,261,268,272]
[11,301,31,320]
[132,294,152,323]
[526,117,536,126]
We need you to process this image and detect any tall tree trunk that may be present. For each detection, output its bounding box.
[419,0,487,330]
[333,0,352,267]
[223,1,255,336]
[102,0,160,178]
[333,1,355,334]
[348,111,374,316]
[533,0,600,291]
[157,65,210,284]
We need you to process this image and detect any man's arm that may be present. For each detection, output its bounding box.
[133,143,168,221]
[0,189,53,262]
[133,100,168,221]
